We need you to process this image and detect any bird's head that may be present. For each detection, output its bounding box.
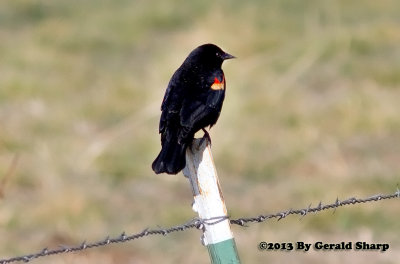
[187,43,235,68]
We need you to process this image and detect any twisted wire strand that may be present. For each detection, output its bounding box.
[1,189,398,264]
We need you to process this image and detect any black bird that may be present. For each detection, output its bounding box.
[152,44,235,174]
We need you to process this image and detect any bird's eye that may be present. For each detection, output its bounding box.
[216,52,220,57]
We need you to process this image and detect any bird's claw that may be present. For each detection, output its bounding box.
[199,128,212,147]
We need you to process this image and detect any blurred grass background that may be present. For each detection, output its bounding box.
[1,0,399,263]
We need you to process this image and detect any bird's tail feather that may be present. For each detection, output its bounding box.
[152,139,187,174]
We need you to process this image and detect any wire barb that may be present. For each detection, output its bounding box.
[0,189,398,264]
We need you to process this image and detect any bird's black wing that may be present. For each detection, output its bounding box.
[159,70,185,135]
[179,72,226,134]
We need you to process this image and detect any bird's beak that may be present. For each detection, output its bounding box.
[222,52,236,60]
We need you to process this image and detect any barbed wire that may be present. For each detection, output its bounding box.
[1,189,399,264]
[230,188,400,226]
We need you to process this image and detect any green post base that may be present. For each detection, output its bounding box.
[207,238,241,264]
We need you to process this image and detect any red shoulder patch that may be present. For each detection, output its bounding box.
[210,76,225,90]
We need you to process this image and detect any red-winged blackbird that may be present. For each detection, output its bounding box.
[152,44,235,174]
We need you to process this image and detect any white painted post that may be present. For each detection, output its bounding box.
[183,139,240,264]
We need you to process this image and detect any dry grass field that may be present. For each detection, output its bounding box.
[1,0,399,263]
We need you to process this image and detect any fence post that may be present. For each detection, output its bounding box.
[183,138,241,264]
